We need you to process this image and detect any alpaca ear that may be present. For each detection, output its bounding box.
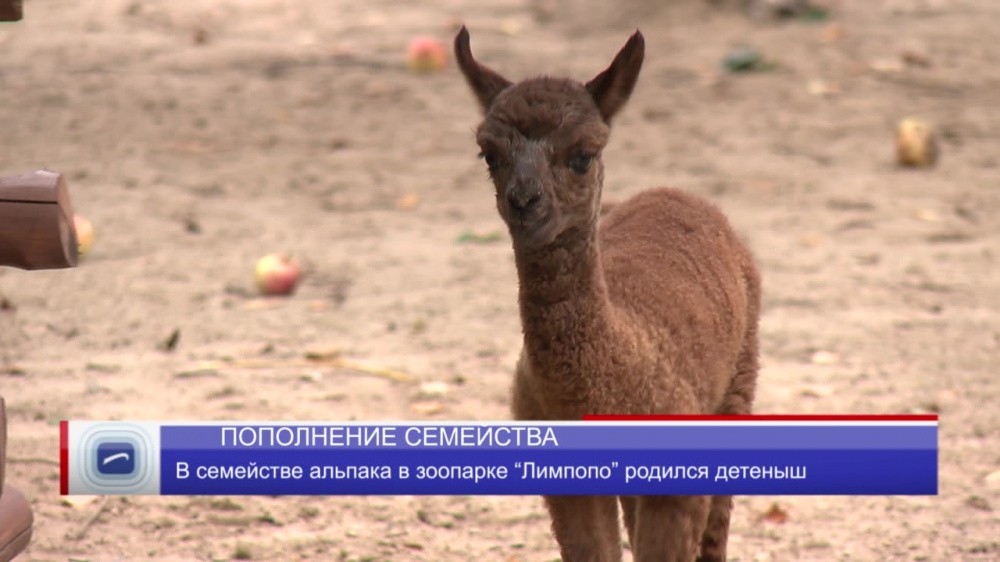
[455,26,513,112]
[585,30,645,124]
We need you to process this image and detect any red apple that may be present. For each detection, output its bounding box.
[74,214,94,257]
[406,37,447,73]
[254,253,301,296]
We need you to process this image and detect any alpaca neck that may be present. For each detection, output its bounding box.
[513,224,615,365]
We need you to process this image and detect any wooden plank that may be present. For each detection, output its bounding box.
[0,171,79,269]
[0,0,22,22]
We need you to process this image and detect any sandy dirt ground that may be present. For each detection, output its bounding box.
[1,0,998,560]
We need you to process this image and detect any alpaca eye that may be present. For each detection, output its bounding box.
[479,151,501,173]
[568,152,594,175]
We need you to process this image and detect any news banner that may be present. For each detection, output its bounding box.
[61,415,938,495]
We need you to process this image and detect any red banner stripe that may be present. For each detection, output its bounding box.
[583,414,938,422]
[60,420,68,495]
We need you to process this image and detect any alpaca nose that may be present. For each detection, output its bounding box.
[507,187,542,213]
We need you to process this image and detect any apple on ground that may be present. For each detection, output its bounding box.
[896,117,938,167]
[406,37,447,73]
[74,214,94,257]
[254,253,302,296]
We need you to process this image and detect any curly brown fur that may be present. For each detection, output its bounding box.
[456,27,760,562]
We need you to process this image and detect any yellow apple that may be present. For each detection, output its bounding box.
[74,214,94,257]
[896,117,938,167]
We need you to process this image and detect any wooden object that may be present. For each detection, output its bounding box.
[0,0,22,22]
[0,170,79,270]
[0,397,34,561]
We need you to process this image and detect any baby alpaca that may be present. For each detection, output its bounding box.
[455,28,761,562]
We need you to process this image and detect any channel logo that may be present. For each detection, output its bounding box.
[96,441,136,475]
[74,423,156,493]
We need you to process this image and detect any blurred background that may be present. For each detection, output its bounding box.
[1,0,998,560]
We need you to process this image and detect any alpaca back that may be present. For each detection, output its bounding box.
[599,187,759,412]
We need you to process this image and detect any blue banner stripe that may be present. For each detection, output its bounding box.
[159,448,936,495]
[159,424,937,450]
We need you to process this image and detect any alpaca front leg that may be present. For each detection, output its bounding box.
[544,495,622,562]
[632,495,710,562]
[697,494,732,562]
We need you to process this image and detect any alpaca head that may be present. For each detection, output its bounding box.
[455,27,645,249]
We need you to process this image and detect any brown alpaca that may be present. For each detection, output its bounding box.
[455,28,760,562]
